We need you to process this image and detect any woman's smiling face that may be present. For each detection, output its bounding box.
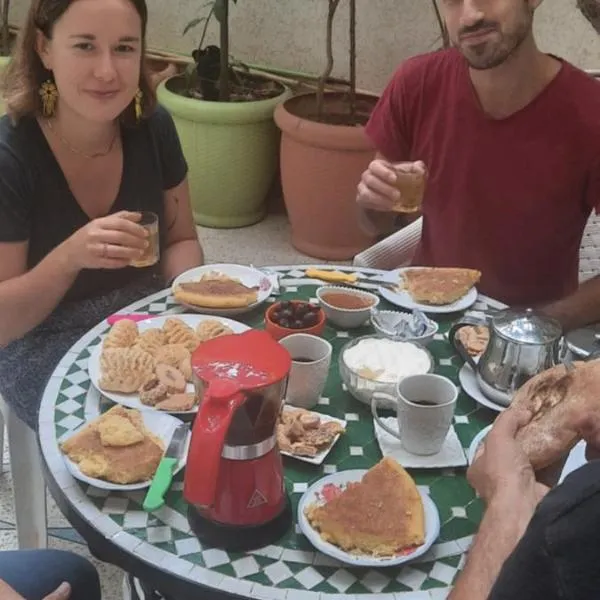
[37,0,143,123]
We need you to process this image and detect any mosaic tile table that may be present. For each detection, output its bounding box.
[39,265,505,600]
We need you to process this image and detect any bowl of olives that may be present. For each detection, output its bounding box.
[265,300,326,341]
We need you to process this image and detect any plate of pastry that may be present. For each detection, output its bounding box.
[277,406,346,465]
[88,315,250,415]
[171,263,274,316]
[378,267,480,314]
[298,457,440,567]
[59,406,191,491]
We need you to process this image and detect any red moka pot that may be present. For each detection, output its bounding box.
[184,329,292,551]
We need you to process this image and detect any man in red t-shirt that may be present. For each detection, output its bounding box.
[357,0,600,331]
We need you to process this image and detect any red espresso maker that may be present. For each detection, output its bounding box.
[184,329,292,551]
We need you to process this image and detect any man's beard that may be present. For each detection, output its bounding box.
[455,11,533,70]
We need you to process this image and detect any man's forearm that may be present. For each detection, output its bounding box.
[449,491,537,600]
[541,275,600,332]
[162,238,204,284]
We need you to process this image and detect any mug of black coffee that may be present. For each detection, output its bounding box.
[371,374,457,455]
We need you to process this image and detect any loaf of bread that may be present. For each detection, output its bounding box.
[510,360,600,469]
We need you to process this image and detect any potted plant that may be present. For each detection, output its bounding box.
[157,0,290,228]
[274,0,448,260]
[577,0,600,33]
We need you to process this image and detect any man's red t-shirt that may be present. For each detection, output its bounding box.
[365,49,600,306]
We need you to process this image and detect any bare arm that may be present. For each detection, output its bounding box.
[0,241,78,347]
[161,177,204,283]
[0,579,71,600]
[449,490,538,600]
[540,275,600,332]
[450,409,548,600]
[0,212,148,348]
[0,578,28,600]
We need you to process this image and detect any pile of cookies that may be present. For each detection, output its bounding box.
[277,408,345,458]
[98,317,234,411]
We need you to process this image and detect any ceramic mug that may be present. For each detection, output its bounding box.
[279,333,332,409]
[371,373,458,455]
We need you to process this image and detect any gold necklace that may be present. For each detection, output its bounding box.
[45,118,118,159]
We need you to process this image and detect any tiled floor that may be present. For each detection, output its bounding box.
[0,212,350,600]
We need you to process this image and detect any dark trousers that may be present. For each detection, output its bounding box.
[0,549,101,600]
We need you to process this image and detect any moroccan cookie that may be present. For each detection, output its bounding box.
[135,328,166,357]
[104,319,139,349]
[162,318,200,353]
[99,347,156,394]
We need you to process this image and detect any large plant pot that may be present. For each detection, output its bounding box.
[157,75,290,228]
[275,92,379,260]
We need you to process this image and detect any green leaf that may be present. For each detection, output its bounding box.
[182,17,205,35]
[214,0,236,24]
[213,0,226,24]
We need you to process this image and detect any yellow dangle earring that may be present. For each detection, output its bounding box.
[39,80,58,117]
[134,89,143,122]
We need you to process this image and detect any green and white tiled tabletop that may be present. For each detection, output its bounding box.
[39,265,505,600]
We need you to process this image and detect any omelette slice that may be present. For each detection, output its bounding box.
[403,267,481,305]
[305,457,425,557]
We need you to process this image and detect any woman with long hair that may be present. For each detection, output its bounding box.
[0,0,204,429]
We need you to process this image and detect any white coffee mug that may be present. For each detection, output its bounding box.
[371,373,457,455]
[279,334,332,409]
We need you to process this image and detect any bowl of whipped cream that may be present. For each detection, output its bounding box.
[339,336,434,408]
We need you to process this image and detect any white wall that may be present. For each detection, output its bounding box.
[12,0,600,92]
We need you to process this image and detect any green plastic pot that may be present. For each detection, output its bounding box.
[157,76,290,228]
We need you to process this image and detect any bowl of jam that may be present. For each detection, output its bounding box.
[265,300,326,341]
[316,286,380,329]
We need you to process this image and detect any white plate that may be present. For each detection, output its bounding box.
[468,425,587,485]
[279,406,346,465]
[458,364,505,413]
[298,470,440,567]
[378,268,478,314]
[88,314,250,415]
[61,411,190,491]
[170,263,274,316]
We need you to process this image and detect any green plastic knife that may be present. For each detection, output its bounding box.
[143,423,189,512]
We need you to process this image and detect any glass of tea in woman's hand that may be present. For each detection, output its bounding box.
[130,211,160,268]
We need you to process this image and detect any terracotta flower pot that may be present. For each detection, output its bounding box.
[275,92,379,260]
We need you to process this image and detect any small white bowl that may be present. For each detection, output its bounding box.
[316,286,380,329]
[371,310,439,346]
[339,335,434,408]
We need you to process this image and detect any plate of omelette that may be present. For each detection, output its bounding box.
[59,406,190,491]
[298,457,440,567]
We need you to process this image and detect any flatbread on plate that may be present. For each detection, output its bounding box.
[173,272,258,309]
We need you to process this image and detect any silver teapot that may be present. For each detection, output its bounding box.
[448,308,563,406]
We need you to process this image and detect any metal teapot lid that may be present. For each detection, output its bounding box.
[492,308,562,344]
